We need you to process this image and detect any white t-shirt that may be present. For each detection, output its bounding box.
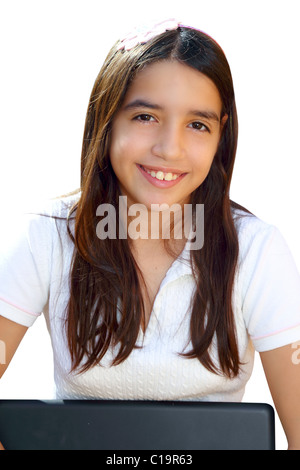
[0,194,300,400]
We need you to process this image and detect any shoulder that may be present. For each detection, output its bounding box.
[23,190,80,234]
[231,204,300,303]
[231,206,284,264]
[1,191,80,255]
[231,206,300,352]
[232,204,272,238]
[25,190,80,219]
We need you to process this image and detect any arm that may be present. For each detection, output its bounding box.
[0,315,28,379]
[0,316,28,450]
[260,342,300,450]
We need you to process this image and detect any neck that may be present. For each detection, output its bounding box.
[118,195,191,244]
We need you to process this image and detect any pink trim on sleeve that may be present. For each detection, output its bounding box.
[0,295,40,317]
[251,322,300,341]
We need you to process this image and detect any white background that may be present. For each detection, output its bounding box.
[0,0,300,450]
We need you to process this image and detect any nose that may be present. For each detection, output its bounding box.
[151,122,184,161]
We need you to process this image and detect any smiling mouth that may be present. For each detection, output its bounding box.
[138,164,185,181]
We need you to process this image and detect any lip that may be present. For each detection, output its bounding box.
[137,164,187,188]
[139,164,186,175]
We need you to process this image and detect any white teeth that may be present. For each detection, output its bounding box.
[156,171,164,180]
[143,166,180,181]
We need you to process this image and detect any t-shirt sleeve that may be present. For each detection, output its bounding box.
[0,213,53,327]
[239,220,300,352]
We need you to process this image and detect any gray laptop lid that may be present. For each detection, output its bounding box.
[0,400,275,450]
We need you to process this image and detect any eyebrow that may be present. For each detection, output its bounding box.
[123,99,220,122]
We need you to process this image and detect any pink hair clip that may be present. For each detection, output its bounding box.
[117,18,183,51]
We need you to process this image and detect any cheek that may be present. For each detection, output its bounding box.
[110,129,126,159]
[110,125,143,165]
[190,138,218,172]
[109,134,130,174]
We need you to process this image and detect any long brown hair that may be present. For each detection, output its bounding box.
[66,27,247,377]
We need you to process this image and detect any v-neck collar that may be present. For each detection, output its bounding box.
[136,237,194,344]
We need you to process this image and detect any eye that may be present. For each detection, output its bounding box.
[134,114,155,122]
[189,121,210,132]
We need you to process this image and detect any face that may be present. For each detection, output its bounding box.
[109,60,226,210]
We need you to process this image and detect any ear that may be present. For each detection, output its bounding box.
[217,114,228,143]
[212,114,228,157]
[220,113,228,131]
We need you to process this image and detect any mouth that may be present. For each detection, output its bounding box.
[138,164,186,181]
[137,164,187,188]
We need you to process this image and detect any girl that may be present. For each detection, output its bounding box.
[0,19,300,449]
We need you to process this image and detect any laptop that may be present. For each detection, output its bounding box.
[0,399,275,450]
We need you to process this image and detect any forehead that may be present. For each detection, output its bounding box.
[123,60,223,114]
